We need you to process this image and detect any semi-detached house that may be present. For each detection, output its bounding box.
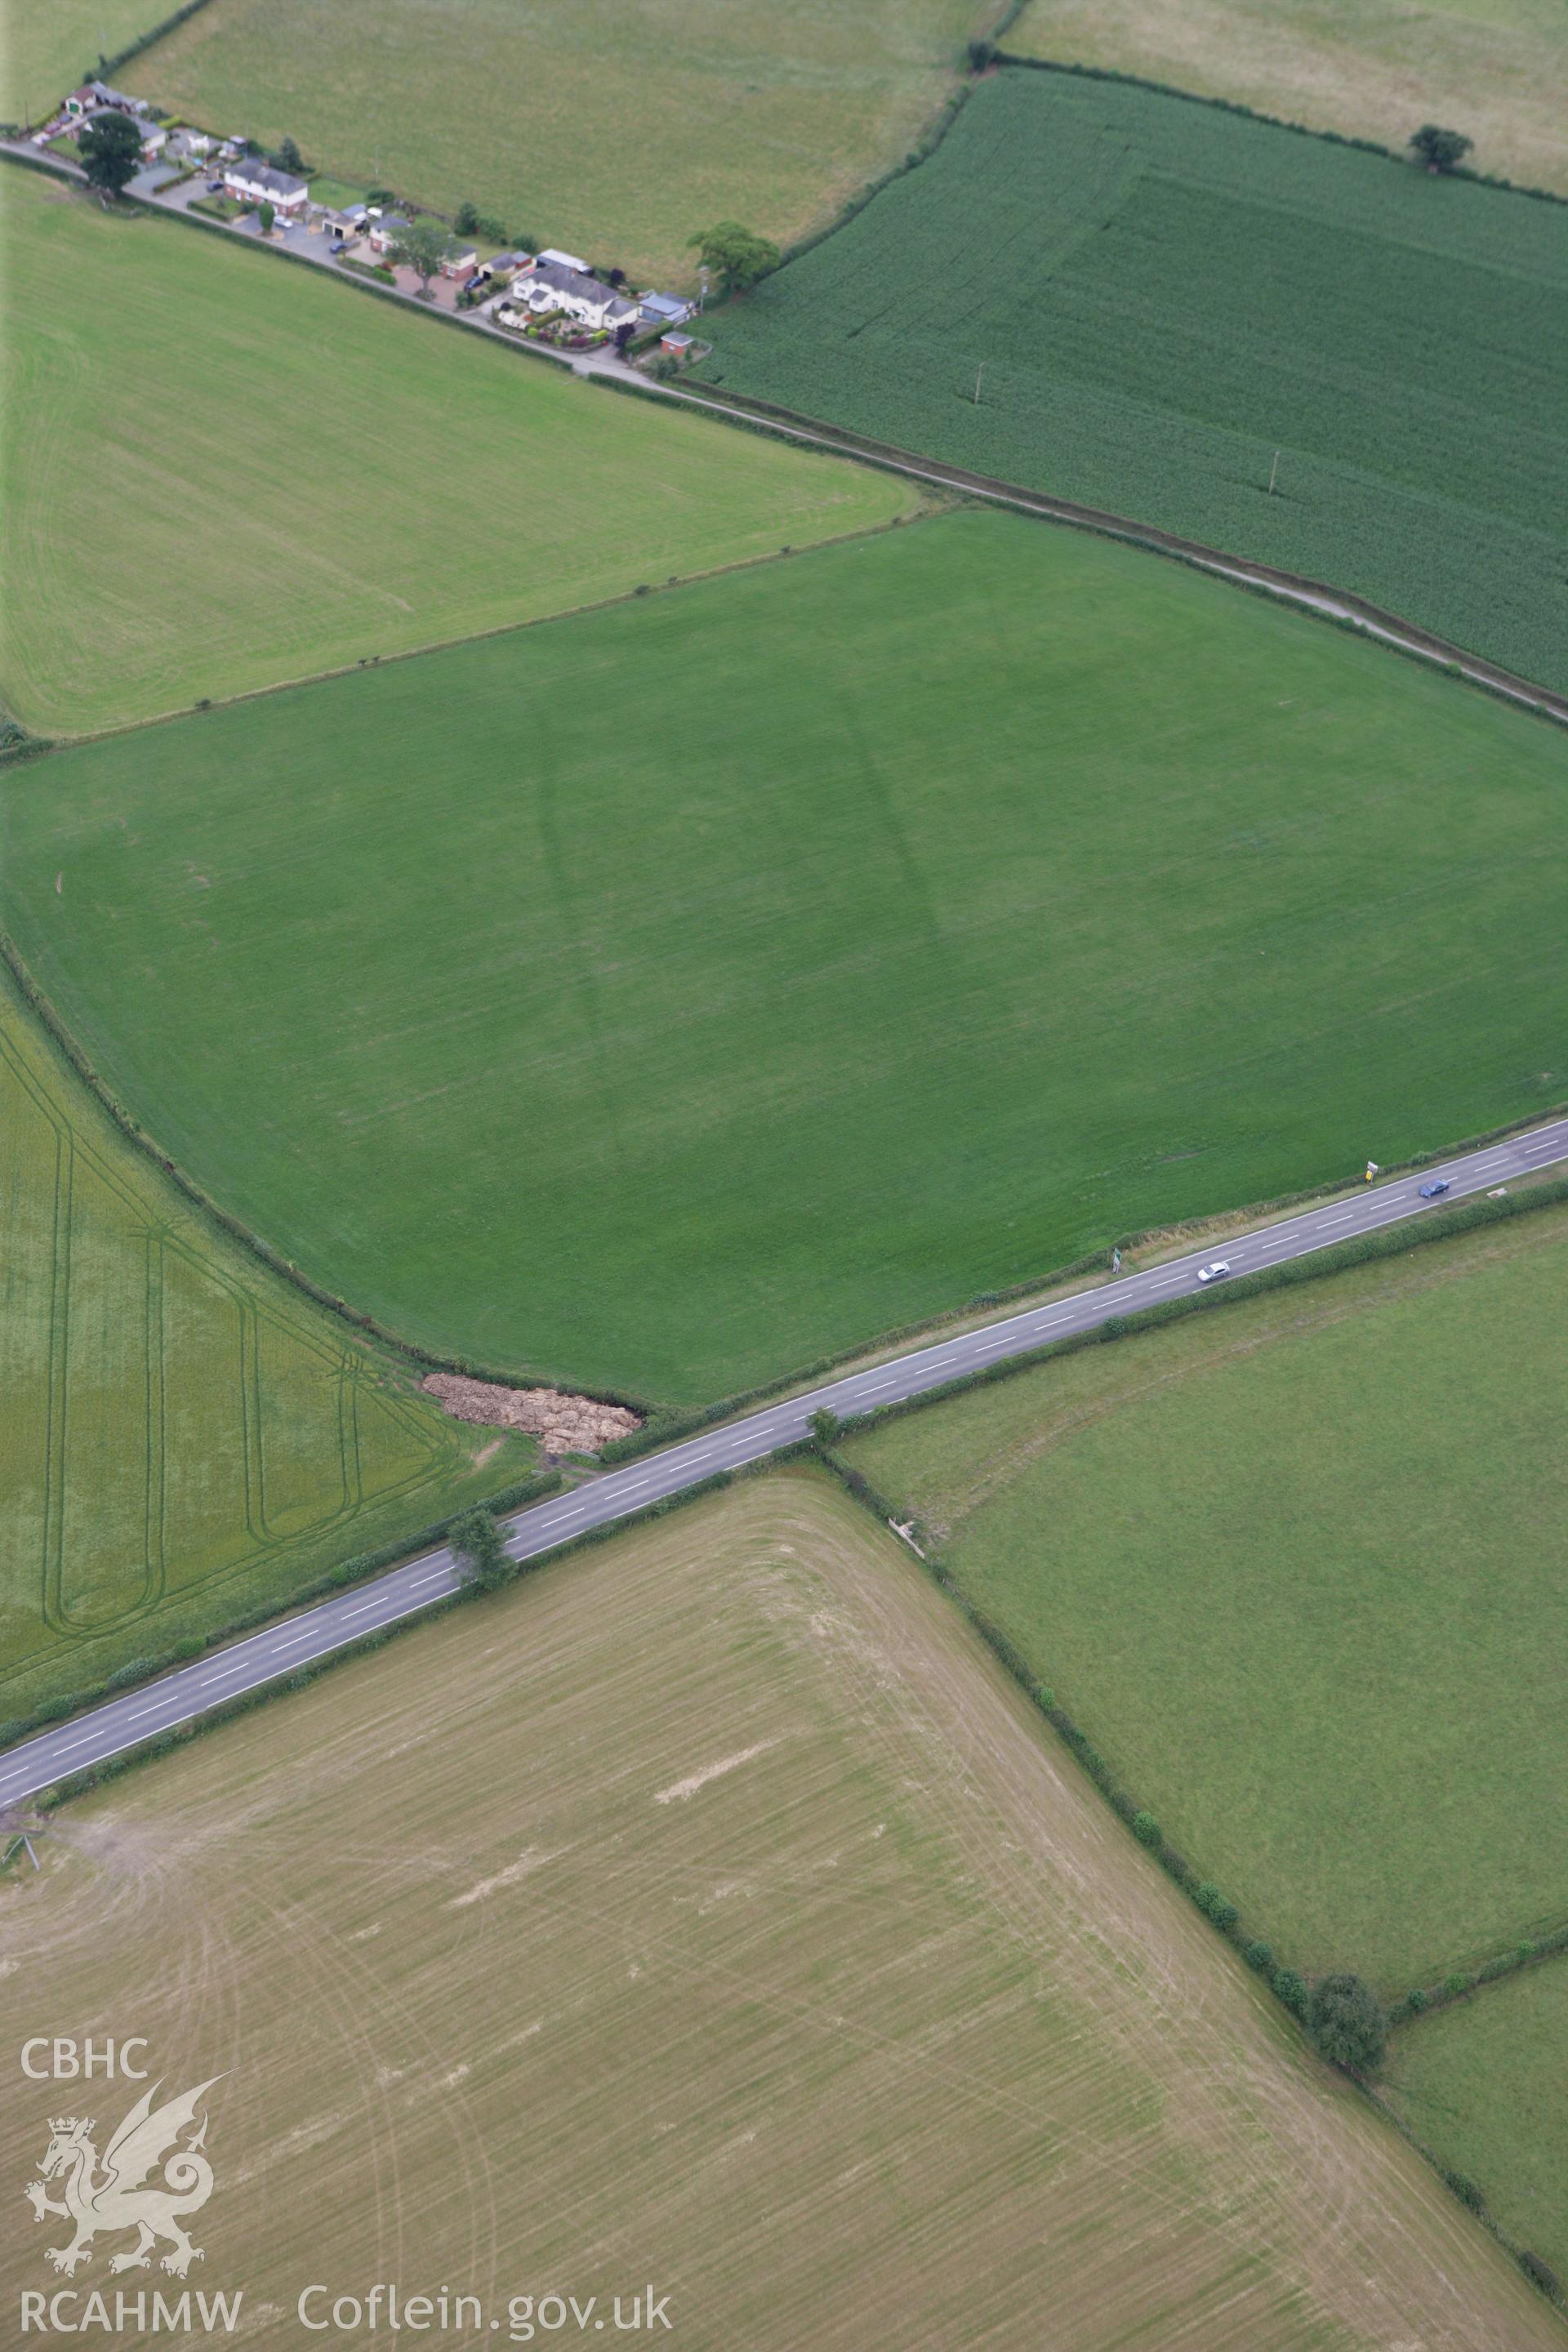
[221,161,310,218]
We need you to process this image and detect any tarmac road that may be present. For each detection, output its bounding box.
[2,1117,1565,1808]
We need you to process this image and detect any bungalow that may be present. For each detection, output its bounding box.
[639,292,692,329]
[368,212,412,254]
[221,159,310,217]
[509,259,639,332]
[440,244,479,278]
[66,80,145,118]
[475,250,531,285]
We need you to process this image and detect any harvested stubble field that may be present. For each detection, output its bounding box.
[0,0,171,123]
[0,165,915,733]
[0,1472,1555,2349]
[7,507,1568,1407]
[1009,0,1568,203]
[1385,1960,1568,2286]
[697,67,1568,697]
[122,0,996,287]
[841,1199,1568,1992]
[0,959,531,1726]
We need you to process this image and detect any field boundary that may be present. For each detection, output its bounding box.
[1391,1926,1568,2026]
[991,51,1568,214]
[657,376,1568,729]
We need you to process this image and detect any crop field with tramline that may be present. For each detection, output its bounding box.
[7,506,1568,1410]
[0,167,915,733]
[1,1470,1556,2350]
[0,962,532,1726]
[697,65,1568,696]
[840,1196,1568,1991]
[1008,0,1568,203]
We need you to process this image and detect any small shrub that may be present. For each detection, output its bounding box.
[1272,1967,1307,2016]
[1517,1940,1539,1962]
[1193,1882,1239,1931]
[1405,1987,1429,2014]
[1444,1971,1474,1999]
[173,1636,205,1659]
[1442,2169,1486,2214]
[33,1698,75,1725]
[1132,1809,1162,1847]
[1033,1682,1054,1709]
[1305,1972,1387,2074]
[808,1406,842,1446]
[106,1659,158,1691]
[1243,1940,1273,1973]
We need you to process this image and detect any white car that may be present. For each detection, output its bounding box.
[1196,1259,1232,1284]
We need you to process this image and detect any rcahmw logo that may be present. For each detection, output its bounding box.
[18,2041,242,2336]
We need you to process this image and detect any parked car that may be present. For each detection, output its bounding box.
[1196,1260,1232,1284]
[1419,1178,1451,1199]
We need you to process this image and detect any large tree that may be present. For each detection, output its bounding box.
[1304,1973,1387,2074]
[688,220,780,298]
[1410,123,1472,174]
[390,216,457,296]
[450,1507,510,1591]
[78,111,143,199]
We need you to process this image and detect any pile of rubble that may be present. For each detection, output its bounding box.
[421,1373,642,1455]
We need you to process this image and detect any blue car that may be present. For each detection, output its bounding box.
[1419,1178,1451,1199]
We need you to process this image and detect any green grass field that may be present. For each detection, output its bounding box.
[2,1472,1556,2350]
[0,0,169,122]
[1386,1962,1568,2283]
[841,1200,1568,1990]
[0,960,535,1728]
[0,165,915,733]
[121,0,996,287]
[6,506,1568,1409]
[1009,0,1568,203]
[697,66,1568,697]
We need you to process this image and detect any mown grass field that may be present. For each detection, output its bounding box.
[0,167,915,733]
[7,506,1568,1406]
[2,1472,1555,2350]
[1386,1962,1568,2285]
[1009,0,1568,202]
[122,0,995,288]
[841,1200,1568,1991]
[697,67,1568,697]
[0,960,533,1729]
[0,0,169,122]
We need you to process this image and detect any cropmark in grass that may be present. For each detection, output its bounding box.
[5,506,1568,1409]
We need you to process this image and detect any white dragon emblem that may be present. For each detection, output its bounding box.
[24,2078,221,2278]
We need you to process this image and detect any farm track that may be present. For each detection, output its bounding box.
[2,1111,1565,1806]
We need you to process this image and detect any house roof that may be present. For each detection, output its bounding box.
[537,247,590,274]
[520,260,619,306]
[639,292,689,321]
[227,161,308,198]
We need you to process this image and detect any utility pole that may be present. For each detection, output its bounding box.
[698,265,710,314]
[1267,448,1280,495]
